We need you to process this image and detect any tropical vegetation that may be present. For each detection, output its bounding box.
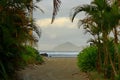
[3,0,120,80]
[78,46,97,72]
[0,0,44,80]
[71,0,120,79]
[0,0,62,79]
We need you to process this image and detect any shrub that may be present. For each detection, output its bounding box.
[20,46,44,67]
[77,46,97,72]
[0,45,44,80]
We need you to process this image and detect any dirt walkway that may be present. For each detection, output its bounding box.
[17,57,89,80]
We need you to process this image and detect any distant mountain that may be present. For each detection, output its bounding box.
[53,42,81,51]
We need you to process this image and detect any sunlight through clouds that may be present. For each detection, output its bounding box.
[36,17,78,29]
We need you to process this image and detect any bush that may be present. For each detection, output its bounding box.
[77,46,97,72]
[20,46,44,67]
[0,45,44,80]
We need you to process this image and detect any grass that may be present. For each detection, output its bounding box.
[88,71,109,80]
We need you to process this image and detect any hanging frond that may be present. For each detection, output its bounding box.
[51,0,61,24]
[34,5,44,13]
[28,21,41,38]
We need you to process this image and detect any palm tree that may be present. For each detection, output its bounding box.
[70,0,120,78]
[70,0,106,74]
[110,1,120,73]
[0,0,41,79]
[76,15,103,73]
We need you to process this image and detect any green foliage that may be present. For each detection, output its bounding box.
[0,0,42,80]
[77,46,97,72]
[0,45,43,80]
[0,61,8,80]
[20,46,44,66]
[89,71,106,80]
[115,74,120,80]
[71,0,120,79]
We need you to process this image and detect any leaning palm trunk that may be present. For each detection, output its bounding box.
[108,50,118,77]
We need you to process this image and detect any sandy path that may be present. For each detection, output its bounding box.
[17,57,89,80]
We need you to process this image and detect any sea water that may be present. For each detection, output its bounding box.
[39,51,79,57]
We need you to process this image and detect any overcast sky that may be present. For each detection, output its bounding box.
[34,0,92,50]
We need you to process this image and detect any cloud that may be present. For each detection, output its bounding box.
[34,0,93,50]
[35,17,78,29]
[36,18,51,27]
[36,17,92,50]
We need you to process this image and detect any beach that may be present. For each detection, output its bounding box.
[17,57,89,80]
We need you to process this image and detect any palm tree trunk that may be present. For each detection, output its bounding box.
[29,0,33,46]
[103,29,118,78]
[96,34,102,73]
[113,27,120,75]
[102,32,109,78]
[108,51,117,77]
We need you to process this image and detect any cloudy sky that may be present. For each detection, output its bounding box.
[34,0,92,50]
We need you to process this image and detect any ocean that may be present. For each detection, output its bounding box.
[39,51,79,57]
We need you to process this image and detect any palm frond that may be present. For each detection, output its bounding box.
[87,38,96,43]
[34,5,44,13]
[78,16,93,28]
[51,0,61,24]
[35,0,42,2]
[31,23,41,38]
[70,4,97,22]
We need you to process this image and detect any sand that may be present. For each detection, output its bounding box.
[17,57,89,80]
